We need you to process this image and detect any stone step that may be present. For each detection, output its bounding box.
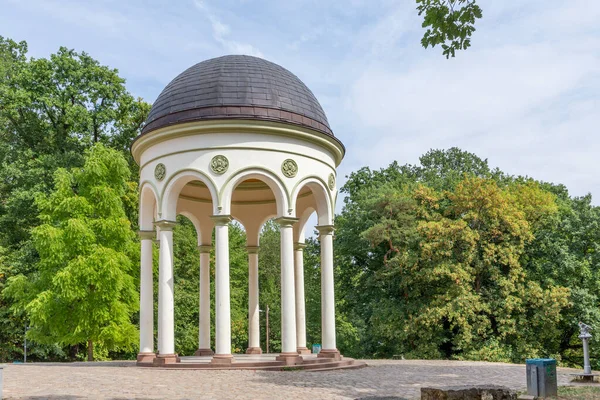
[306,361,368,372]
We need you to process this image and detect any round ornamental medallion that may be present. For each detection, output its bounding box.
[210,155,229,175]
[328,173,336,190]
[281,159,298,178]
[154,163,166,181]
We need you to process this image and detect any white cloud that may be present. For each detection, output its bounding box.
[193,0,263,57]
[344,1,600,201]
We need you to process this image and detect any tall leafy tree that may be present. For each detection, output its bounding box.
[4,144,138,361]
[0,37,149,361]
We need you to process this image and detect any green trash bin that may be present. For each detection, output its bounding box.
[526,358,557,398]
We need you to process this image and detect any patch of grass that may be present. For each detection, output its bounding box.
[556,386,600,399]
[281,366,302,371]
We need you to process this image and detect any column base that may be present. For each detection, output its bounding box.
[211,354,235,365]
[136,352,156,364]
[276,352,303,365]
[194,348,214,356]
[296,347,311,355]
[317,349,341,361]
[153,353,179,366]
[245,347,263,354]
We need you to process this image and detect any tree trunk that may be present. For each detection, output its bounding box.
[87,340,93,362]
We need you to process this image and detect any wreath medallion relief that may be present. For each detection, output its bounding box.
[281,159,298,178]
[210,155,229,175]
[154,163,166,181]
[328,173,336,191]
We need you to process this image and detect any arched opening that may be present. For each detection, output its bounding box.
[139,183,159,231]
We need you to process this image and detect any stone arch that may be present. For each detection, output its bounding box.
[294,206,316,243]
[220,167,289,217]
[177,211,204,246]
[139,181,160,231]
[291,176,333,226]
[161,168,219,221]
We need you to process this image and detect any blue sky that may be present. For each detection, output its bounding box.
[2,0,599,204]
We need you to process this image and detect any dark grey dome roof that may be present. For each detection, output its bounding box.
[142,55,334,137]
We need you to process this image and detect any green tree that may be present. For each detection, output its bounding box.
[416,0,483,58]
[0,37,149,361]
[4,144,138,361]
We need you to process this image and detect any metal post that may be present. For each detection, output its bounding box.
[579,322,593,375]
[265,304,270,354]
[24,324,28,363]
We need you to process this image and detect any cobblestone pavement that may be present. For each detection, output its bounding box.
[0,359,587,399]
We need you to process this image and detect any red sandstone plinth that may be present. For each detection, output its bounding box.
[194,348,214,356]
[136,352,156,364]
[317,349,341,361]
[296,347,311,355]
[245,347,263,354]
[153,353,178,365]
[276,352,303,365]
[211,354,235,364]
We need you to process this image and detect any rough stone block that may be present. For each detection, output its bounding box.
[421,385,517,400]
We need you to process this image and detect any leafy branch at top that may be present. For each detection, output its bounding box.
[416,0,483,58]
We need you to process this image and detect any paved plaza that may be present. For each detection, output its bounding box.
[1,359,588,399]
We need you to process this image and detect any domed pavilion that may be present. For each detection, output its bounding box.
[133,55,356,369]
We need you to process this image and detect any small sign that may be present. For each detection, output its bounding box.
[312,344,321,354]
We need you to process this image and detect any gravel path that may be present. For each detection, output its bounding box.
[0,359,586,399]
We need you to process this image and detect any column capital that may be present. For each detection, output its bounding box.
[274,217,299,227]
[294,242,307,251]
[138,230,155,240]
[154,220,177,231]
[210,214,233,226]
[316,225,335,236]
[198,245,212,253]
[246,246,260,254]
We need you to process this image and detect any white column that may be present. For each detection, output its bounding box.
[137,230,155,363]
[246,246,262,354]
[294,242,309,354]
[195,245,214,356]
[275,217,300,363]
[211,215,233,363]
[155,220,177,364]
[317,225,339,359]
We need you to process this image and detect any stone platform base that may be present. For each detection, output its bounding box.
[297,347,311,355]
[569,372,600,382]
[136,353,366,371]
